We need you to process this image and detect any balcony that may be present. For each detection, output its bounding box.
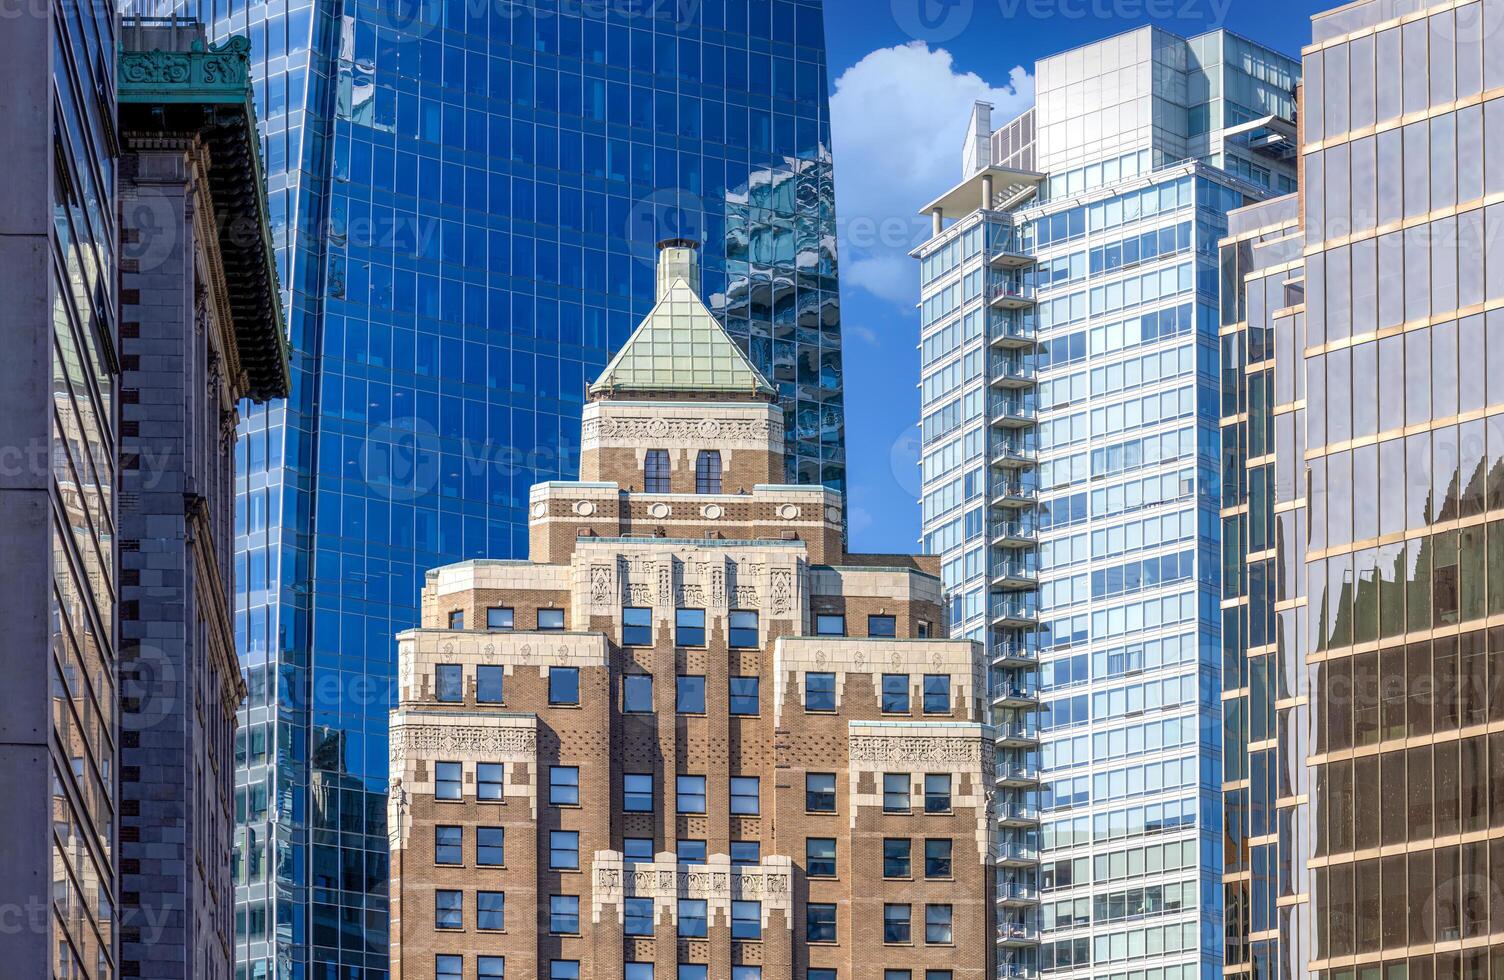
[989,356,1036,388]
[994,760,1041,787]
[991,560,1038,589]
[990,520,1037,548]
[996,801,1042,828]
[998,884,1041,910]
[989,242,1033,269]
[998,963,1039,980]
[992,679,1042,708]
[994,721,1040,748]
[988,277,1037,310]
[996,840,1040,866]
[988,315,1039,349]
[989,479,1038,509]
[989,438,1038,468]
[990,638,1038,667]
[989,394,1036,428]
[997,920,1040,946]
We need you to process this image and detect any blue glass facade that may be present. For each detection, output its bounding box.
[124,1,844,977]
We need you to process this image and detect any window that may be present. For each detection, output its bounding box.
[815,614,846,636]
[476,664,503,703]
[925,904,953,944]
[624,774,654,812]
[538,608,565,631]
[435,664,463,702]
[806,773,836,812]
[478,957,505,980]
[884,904,912,943]
[679,968,708,980]
[805,672,836,711]
[729,676,760,715]
[436,956,462,980]
[730,776,760,815]
[883,838,911,878]
[728,609,759,647]
[549,666,580,705]
[732,970,761,980]
[623,837,653,862]
[622,607,652,645]
[645,449,670,492]
[881,674,909,713]
[434,825,462,865]
[550,766,579,806]
[675,608,706,646]
[924,774,952,813]
[678,899,709,937]
[676,675,706,713]
[886,973,912,980]
[625,896,655,935]
[477,890,505,930]
[435,761,462,801]
[477,763,504,802]
[677,839,708,862]
[807,903,837,943]
[448,610,464,629]
[810,971,837,980]
[922,675,951,713]
[925,839,953,879]
[695,450,722,493]
[926,973,952,980]
[550,895,579,934]
[868,614,897,637]
[883,773,911,812]
[918,621,931,638]
[549,831,579,870]
[730,840,760,866]
[486,606,513,629]
[435,889,462,929]
[625,966,654,980]
[550,963,579,980]
[476,827,504,866]
[807,838,837,877]
[623,674,654,713]
[731,900,762,939]
[677,775,707,813]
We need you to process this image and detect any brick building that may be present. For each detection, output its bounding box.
[388,243,995,980]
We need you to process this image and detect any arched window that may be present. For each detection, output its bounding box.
[644,449,670,492]
[695,450,722,494]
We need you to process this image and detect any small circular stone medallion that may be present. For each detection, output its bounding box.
[776,503,800,520]
[701,503,723,520]
[573,499,596,517]
[531,501,547,518]
[648,502,671,519]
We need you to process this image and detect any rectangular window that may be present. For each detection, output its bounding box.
[624,774,654,812]
[728,610,759,647]
[676,608,706,646]
[622,606,652,645]
[730,776,760,815]
[926,973,952,980]
[815,614,846,636]
[696,450,723,493]
[729,676,760,715]
[477,891,505,931]
[922,675,951,713]
[623,837,653,862]
[868,614,897,637]
[549,831,579,870]
[924,774,952,813]
[677,839,707,863]
[806,772,836,812]
[486,606,513,629]
[538,608,565,630]
[476,664,503,703]
[476,827,504,866]
[807,837,837,877]
[550,963,579,980]
[883,904,912,944]
[435,761,462,801]
[886,973,912,980]
[883,774,911,812]
[678,899,709,937]
[676,675,706,713]
[881,674,909,713]
[924,839,953,879]
[435,664,463,702]
[623,674,653,712]
[732,969,761,980]
[883,838,912,878]
[448,610,464,629]
[478,957,504,980]
[434,825,462,865]
[731,900,762,939]
[730,840,760,866]
[805,672,836,711]
[549,766,579,806]
[436,956,462,980]
[625,897,655,935]
[435,889,462,929]
[677,775,707,813]
[679,967,708,980]
[549,666,580,705]
[807,903,837,943]
[625,966,653,980]
[810,971,837,980]
[477,762,504,801]
[925,904,953,944]
[645,449,670,492]
[549,895,579,934]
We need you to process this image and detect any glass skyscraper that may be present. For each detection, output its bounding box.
[123,1,845,976]
[915,27,1298,980]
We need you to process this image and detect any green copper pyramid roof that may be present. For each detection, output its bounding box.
[588,274,777,398]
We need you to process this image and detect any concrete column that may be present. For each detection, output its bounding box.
[930,208,943,237]
[982,173,995,210]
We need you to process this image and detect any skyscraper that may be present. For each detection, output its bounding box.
[914,27,1299,978]
[120,1,847,975]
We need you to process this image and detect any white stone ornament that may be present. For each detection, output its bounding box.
[648,502,671,519]
[825,506,841,523]
[573,499,596,516]
[531,501,547,518]
[701,503,723,519]
[776,503,799,520]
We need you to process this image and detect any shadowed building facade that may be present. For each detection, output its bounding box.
[388,244,992,980]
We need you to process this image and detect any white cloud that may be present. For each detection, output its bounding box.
[830,43,1033,308]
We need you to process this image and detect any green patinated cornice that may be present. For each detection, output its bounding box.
[119,35,253,103]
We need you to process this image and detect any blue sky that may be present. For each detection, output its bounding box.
[826,0,1326,553]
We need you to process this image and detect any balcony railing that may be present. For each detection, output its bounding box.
[988,314,1039,348]
[996,840,1040,863]
[989,394,1037,427]
[990,355,1037,387]
[995,801,1042,824]
[988,275,1038,309]
[997,921,1040,944]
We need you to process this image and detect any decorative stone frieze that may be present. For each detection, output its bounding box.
[590,851,794,928]
[771,636,985,726]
